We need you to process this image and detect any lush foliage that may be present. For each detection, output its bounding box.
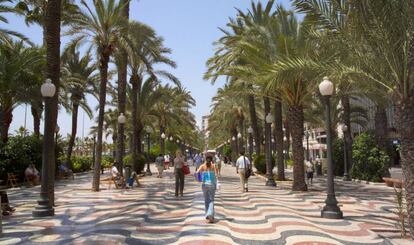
[0,135,42,180]
[253,154,275,174]
[123,153,145,173]
[332,138,344,176]
[71,156,93,173]
[350,133,390,182]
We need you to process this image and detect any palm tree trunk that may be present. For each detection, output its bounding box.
[115,0,130,175]
[284,120,291,161]
[31,101,42,138]
[66,102,79,169]
[45,0,61,207]
[341,96,353,171]
[0,106,12,143]
[238,118,244,152]
[130,74,139,172]
[248,92,261,154]
[374,105,390,177]
[231,128,238,162]
[274,98,285,180]
[288,105,307,191]
[395,95,414,237]
[92,51,110,192]
[160,126,165,155]
[264,97,273,179]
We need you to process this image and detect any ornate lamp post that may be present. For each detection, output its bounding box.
[33,79,56,217]
[319,77,343,219]
[117,113,126,172]
[161,132,166,155]
[305,130,310,161]
[248,126,253,158]
[341,124,351,181]
[265,113,276,187]
[145,126,153,176]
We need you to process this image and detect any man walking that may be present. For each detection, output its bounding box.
[236,151,250,193]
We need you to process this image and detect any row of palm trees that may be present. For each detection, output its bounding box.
[205,0,414,237]
[0,0,199,192]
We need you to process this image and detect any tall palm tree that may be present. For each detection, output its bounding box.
[61,45,98,169]
[114,0,130,175]
[0,0,28,42]
[127,20,179,171]
[68,0,130,191]
[0,41,42,143]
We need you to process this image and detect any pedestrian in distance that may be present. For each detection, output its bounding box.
[196,155,218,223]
[236,151,251,193]
[215,154,222,177]
[306,160,314,185]
[174,150,186,197]
[155,154,164,178]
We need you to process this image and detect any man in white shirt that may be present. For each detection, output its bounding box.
[111,164,125,188]
[236,151,251,193]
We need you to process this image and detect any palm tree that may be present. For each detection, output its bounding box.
[61,45,98,169]
[0,0,28,42]
[294,0,414,234]
[114,0,130,175]
[0,40,42,143]
[127,21,179,171]
[68,0,130,191]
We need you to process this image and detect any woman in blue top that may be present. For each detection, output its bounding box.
[196,155,218,223]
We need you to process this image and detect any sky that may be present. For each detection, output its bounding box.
[7,0,292,139]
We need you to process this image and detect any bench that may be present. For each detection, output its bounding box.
[383,177,404,188]
[7,173,18,188]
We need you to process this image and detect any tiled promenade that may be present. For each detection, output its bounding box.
[0,164,409,245]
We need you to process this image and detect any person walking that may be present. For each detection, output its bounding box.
[215,154,222,177]
[174,150,186,197]
[236,151,251,193]
[196,155,218,223]
[155,154,164,178]
[306,160,314,185]
[194,153,203,171]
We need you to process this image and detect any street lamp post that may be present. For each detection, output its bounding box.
[341,124,351,181]
[265,113,276,187]
[117,113,126,173]
[145,126,153,176]
[33,79,55,217]
[319,77,343,219]
[161,132,166,155]
[248,126,253,158]
[305,131,310,161]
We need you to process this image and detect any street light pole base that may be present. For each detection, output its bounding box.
[32,197,54,217]
[321,209,343,219]
[266,178,277,187]
[343,175,351,181]
[145,168,152,176]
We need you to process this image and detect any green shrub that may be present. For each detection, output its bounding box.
[71,156,93,173]
[333,138,344,176]
[0,135,42,180]
[102,155,114,169]
[123,153,146,173]
[350,132,390,182]
[286,159,293,168]
[253,154,275,174]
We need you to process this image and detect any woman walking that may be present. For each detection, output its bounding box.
[174,150,186,197]
[196,155,218,223]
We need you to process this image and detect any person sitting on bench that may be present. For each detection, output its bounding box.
[58,164,74,179]
[24,164,40,186]
[111,164,126,188]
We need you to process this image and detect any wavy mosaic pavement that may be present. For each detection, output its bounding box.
[0,164,405,245]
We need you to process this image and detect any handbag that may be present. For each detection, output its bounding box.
[244,157,251,179]
[182,165,190,175]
